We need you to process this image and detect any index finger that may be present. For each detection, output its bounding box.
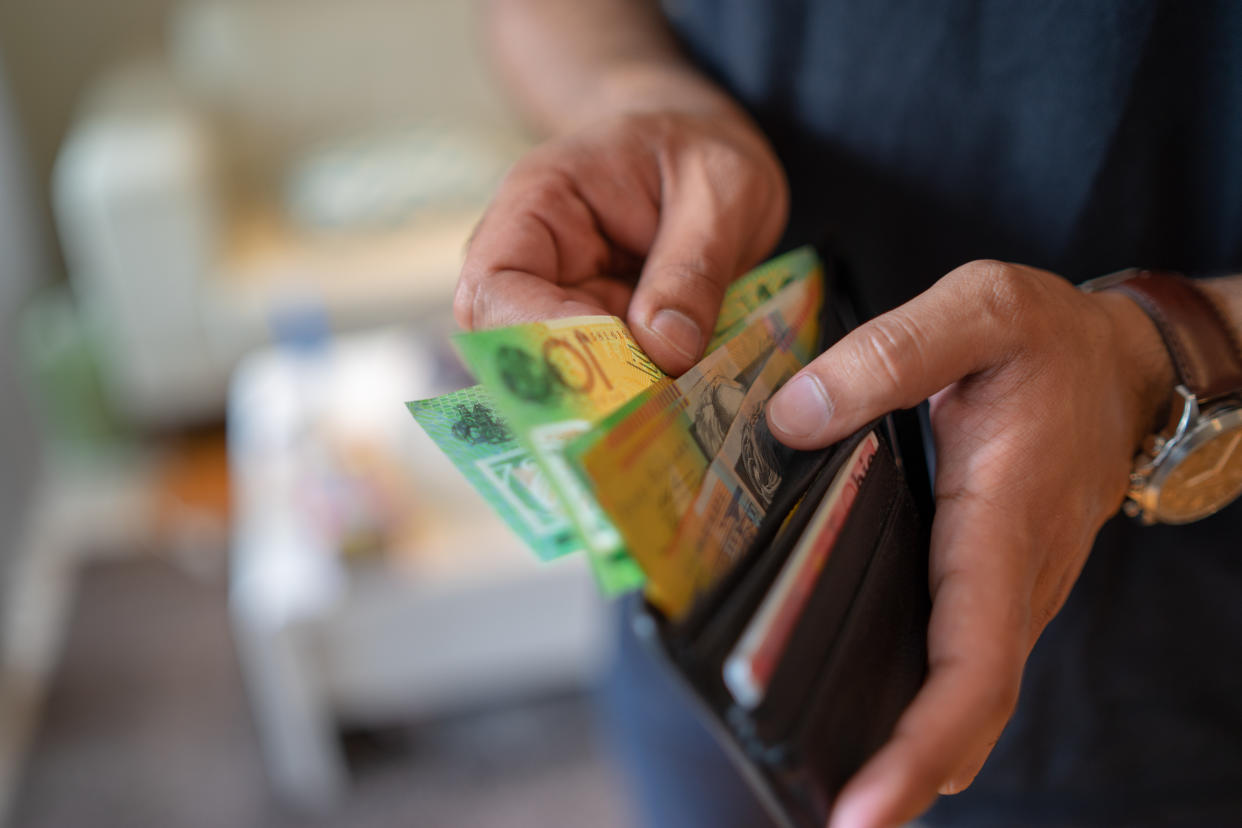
[454,165,640,329]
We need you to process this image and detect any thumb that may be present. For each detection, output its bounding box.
[626,163,770,375]
[767,261,1033,448]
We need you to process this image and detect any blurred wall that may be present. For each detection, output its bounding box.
[0,0,174,279]
[0,60,46,614]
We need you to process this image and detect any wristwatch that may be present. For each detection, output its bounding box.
[1083,269,1242,524]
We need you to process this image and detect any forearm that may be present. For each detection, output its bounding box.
[483,0,741,134]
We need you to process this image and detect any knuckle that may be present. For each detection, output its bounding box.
[644,254,726,307]
[855,310,928,398]
[945,260,1057,359]
[499,149,585,216]
[701,138,752,177]
[515,169,578,220]
[970,260,1041,327]
[500,150,555,191]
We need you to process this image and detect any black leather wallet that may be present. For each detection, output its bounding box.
[633,257,933,828]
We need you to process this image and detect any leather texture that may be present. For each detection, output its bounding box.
[638,424,930,828]
[1107,269,1242,400]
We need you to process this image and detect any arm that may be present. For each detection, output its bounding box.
[483,0,741,134]
[459,0,788,374]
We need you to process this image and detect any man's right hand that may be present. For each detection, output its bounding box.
[454,109,788,375]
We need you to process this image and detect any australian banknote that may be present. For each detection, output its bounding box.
[649,348,805,616]
[409,245,824,598]
[571,269,821,576]
[407,385,581,562]
[451,315,661,591]
[707,245,821,352]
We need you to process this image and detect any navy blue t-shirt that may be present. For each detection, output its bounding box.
[663,1,1242,824]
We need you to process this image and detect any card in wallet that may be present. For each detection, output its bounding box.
[633,255,933,828]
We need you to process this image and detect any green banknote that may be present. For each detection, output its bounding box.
[569,273,820,583]
[407,385,580,561]
[560,245,822,486]
[452,316,659,593]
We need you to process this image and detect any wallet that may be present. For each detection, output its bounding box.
[633,255,934,828]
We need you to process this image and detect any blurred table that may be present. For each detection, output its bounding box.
[227,327,610,811]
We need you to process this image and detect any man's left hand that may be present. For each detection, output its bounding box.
[764,260,1174,828]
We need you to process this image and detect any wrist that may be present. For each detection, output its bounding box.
[1092,289,1178,450]
[567,60,752,133]
[1091,271,1242,454]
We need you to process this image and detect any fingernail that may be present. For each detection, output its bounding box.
[769,374,833,438]
[649,308,702,363]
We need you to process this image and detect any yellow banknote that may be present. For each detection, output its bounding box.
[579,274,819,600]
[647,348,804,617]
[709,245,822,352]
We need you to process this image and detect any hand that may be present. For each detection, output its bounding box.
[455,109,788,374]
[764,261,1175,827]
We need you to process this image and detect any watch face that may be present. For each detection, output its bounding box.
[1153,410,1242,524]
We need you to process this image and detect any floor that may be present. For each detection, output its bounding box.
[6,558,637,828]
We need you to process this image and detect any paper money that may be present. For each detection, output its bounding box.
[408,247,826,601]
[407,386,580,562]
[564,261,821,481]
[573,272,820,572]
[634,348,804,617]
[452,315,661,591]
[708,245,821,352]
[710,348,803,512]
[573,320,779,570]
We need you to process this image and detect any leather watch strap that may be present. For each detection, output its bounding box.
[1103,269,1242,400]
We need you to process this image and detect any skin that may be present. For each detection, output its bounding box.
[460,2,1242,825]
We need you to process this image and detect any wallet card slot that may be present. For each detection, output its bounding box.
[773,481,928,808]
[671,442,838,645]
[742,436,903,746]
[665,426,888,705]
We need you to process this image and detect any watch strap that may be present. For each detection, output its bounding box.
[1101,269,1242,400]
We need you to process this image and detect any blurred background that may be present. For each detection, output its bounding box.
[0,1,638,825]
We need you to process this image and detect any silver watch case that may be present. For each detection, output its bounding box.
[1124,385,1242,525]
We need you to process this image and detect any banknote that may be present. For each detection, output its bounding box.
[453,315,661,591]
[638,348,804,618]
[407,386,580,561]
[570,262,822,470]
[410,249,826,600]
[574,318,782,568]
[711,348,803,511]
[573,272,821,572]
[708,245,821,352]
